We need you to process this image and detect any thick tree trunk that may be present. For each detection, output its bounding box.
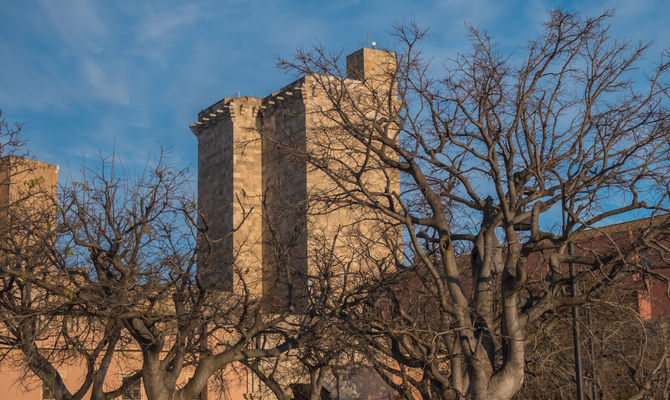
[142,348,177,400]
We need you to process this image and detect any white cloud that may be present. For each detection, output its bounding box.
[136,4,204,41]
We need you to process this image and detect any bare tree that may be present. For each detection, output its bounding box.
[519,290,670,399]
[241,221,380,400]
[243,324,339,399]
[0,145,304,400]
[0,111,128,400]
[281,9,670,400]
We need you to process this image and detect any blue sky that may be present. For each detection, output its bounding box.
[1,0,669,181]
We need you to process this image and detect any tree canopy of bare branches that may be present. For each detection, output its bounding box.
[280,9,670,400]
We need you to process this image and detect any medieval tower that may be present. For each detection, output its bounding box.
[191,48,398,311]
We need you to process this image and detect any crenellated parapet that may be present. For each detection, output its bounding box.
[190,96,263,136]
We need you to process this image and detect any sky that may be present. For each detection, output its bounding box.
[1,0,669,183]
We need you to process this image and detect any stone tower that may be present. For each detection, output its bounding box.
[191,48,397,310]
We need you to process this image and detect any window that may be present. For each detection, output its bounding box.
[122,379,142,400]
[247,367,263,395]
[42,382,55,400]
[42,373,66,400]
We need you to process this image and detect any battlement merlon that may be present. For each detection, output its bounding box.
[191,96,263,136]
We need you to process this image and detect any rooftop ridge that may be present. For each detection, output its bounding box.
[574,213,670,240]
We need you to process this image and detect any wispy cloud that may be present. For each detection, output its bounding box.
[37,0,108,53]
[80,58,130,105]
[136,4,204,41]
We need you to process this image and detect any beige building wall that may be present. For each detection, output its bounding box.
[0,347,247,400]
[0,156,59,400]
[0,158,247,400]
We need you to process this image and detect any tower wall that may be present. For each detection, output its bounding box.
[192,97,263,294]
[261,81,308,311]
[302,52,400,306]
